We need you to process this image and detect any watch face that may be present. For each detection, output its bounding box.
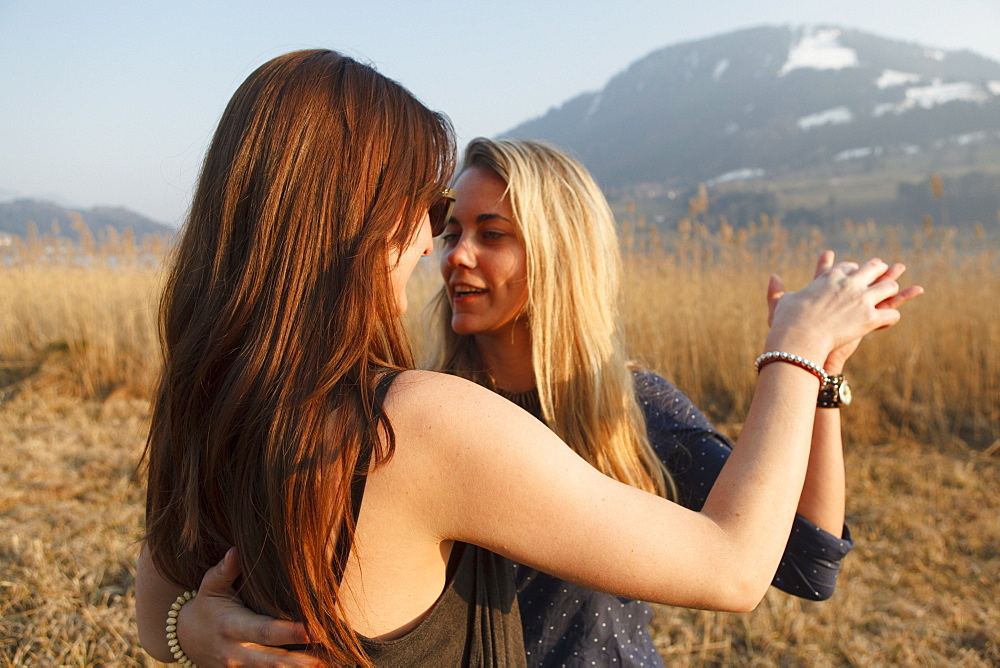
[838,379,852,406]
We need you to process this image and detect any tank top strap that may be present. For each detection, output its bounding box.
[332,369,403,583]
[350,369,402,522]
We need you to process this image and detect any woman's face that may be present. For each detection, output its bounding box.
[440,167,528,338]
[390,214,434,315]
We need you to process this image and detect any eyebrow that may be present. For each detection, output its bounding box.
[447,212,512,225]
[476,212,512,224]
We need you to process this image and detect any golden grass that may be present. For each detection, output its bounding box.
[0,393,149,665]
[1,218,997,664]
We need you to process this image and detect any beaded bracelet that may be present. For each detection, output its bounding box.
[754,351,827,384]
[166,589,198,667]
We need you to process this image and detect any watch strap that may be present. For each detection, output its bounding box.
[818,374,848,408]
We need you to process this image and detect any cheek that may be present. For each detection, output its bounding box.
[503,255,528,292]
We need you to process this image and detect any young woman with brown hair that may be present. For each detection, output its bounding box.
[136,51,917,667]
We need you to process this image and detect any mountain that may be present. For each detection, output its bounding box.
[501,25,1000,227]
[0,198,174,240]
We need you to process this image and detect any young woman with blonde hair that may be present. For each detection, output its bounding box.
[432,138,911,664]
[137,55,919,667]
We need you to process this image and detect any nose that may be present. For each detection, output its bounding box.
[444,232,476,269]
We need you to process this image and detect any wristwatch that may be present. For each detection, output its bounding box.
[818,374,852,408]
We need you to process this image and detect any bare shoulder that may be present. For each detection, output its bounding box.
[376,368,559,480]
[383,369,530,427]
[369,368,567,540]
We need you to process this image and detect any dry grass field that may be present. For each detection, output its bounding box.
[1,216,997,666]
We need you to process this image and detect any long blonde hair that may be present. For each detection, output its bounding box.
[434,138,674,499]
[143,49,455,665]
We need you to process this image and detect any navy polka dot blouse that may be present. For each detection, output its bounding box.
[509,370,854,667]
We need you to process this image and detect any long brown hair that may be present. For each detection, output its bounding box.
[143,49,454,664]
[433,138,674,500]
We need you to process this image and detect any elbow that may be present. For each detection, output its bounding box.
[137,627,175,664]
[135,593,175,664]
[726,595,764,614]
[713,576,771,613]
[722,592,766,614]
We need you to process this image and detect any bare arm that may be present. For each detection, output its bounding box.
[395,258,909,610]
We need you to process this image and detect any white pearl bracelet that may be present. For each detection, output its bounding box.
[754,351,827,384]
[166,589,198,667]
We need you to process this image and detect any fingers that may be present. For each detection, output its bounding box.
[878,262,906,284]
[878,285,924,310]
[828,258,897,301]
[216,612,311,648]
[229,645,326,667]
[212,639,326,668]
[814,250,835,278]
[828,258,922,311]
[254,616,313,647]
[213,609,312,654]
[825,256,881,279]
[866,276,901,306]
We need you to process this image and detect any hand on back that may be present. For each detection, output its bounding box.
[178,548,323,667]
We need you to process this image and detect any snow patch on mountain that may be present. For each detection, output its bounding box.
[873,80,992,116]
[908,81,990,108]
[955,131,988,146]
[877,69,921,89]
[798,106,853,130]
[713,59,730,82]
[707,168,764,186]
[584,93,604,121]
[780,28,858,76]
[834,146,883,162]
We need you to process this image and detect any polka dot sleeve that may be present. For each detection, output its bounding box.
[633,370,854,600]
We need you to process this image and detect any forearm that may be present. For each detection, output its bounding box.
[795,407,846,534]
[135,544,187,663]
[700,358,825,604]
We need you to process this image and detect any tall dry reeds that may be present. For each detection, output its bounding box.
[1,215,997,450]
[619,213,998,451]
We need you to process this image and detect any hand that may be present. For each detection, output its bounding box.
[767,251,924,373]
[176,548,324,667]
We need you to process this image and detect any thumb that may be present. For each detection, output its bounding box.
[199,547,242,596]
[814,249,835,279]
[767,274,785,326]
[767,274,786,301]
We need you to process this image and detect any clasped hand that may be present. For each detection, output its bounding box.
[766,251,924,373]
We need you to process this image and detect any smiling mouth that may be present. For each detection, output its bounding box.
[452,287,487,298]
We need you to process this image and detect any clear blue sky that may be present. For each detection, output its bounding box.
[2,0,998,226]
